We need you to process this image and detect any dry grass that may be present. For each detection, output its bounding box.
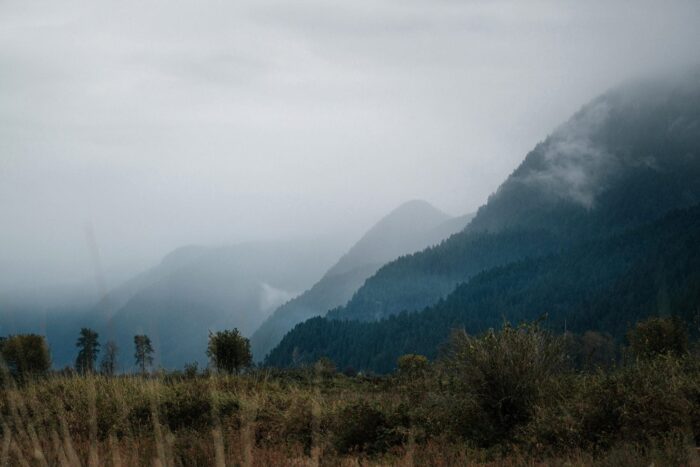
[5,326,700,467]
[1,370,698,466]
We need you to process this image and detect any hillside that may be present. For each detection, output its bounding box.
[267,204,700,372]
[326,71,700,323]
[249,200,472,360]
[103,237,348,369]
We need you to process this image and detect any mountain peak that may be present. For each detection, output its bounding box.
[468,71,700,234]
[249,199,470,360]
[325,200,450,278]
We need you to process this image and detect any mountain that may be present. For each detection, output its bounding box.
[0,236,348,369]
[249,200,473,360]
[102,237,348,369]
[325,70,700,323]
[95,245,210,317]
[267,70,700,371]
[266,204,700,373]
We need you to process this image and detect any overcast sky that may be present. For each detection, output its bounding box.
[2,0,700,292]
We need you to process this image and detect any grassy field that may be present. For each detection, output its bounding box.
[3,324,700,466]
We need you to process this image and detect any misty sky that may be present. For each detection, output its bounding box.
[2,0,700,293]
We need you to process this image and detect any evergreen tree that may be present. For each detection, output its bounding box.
[100,340,119,375]
[134,335,154,375]
[75,328,100,374]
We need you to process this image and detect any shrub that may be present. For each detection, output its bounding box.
[207,329,252,374]
[332,401,405,455]
[160,384,214,430]
[565,331,618,370]
[397,354,429,379]
[580,356,693,448]
[313,357,336,377]
[0,334,51,380]
[440,323,567,445]
[627,316,688,359]
[183,362,199,378]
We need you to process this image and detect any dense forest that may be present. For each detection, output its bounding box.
[267,204,700,372]
[249,201,470,361]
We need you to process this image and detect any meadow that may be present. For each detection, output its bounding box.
[2,320,700,466]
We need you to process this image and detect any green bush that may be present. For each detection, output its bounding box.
[440,323,567,446]
[627,316,688,359]
[160,384,215,430]
[580,356,693,449]
[332,401,406,455]
[0,334,51,380]
[397,354,429,379]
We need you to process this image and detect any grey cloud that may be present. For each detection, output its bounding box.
[1,0,699,294]
[524,101,615,208]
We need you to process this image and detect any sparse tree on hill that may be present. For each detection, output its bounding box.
[207,329,252,374]
[134,335,154,375]
[75,328,100,374]
[100,340,119,376]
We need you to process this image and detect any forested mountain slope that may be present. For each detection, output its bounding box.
[328,71,700,323]
[250,200,472,360]
[267,204,700,373]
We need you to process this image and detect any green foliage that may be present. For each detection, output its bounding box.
[564,331,617,370]
[627,316,689,359]
[207,328,252,374]
[332,401,406,455]
[100,340,119,375]
[313,357,336,377]
[183,361,199,378]
[75,327,100,374]
[440,324,566,445]
[330,229,563,322]
[0,334,51,380]
[134,334,155,374]
[578,356,694,449]
[396,354,428,379]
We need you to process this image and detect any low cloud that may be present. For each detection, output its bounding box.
[1,0,699,293]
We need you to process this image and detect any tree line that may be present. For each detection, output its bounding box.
[0,327,252,380]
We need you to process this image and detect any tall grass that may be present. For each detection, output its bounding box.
[3,321,700,465]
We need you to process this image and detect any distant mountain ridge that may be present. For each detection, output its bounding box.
[325,70,700,323]
[269,70,700,370]
[0,236,348,369]
[249,200,473,360]
[103,237,347,368]
[324,200,453,277]
[267,203,700,372]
